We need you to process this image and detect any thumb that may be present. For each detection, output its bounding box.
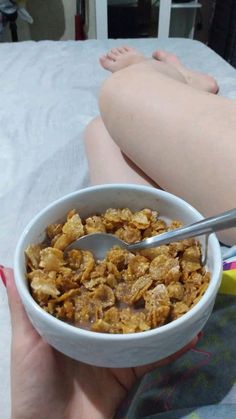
[2,267,36,339]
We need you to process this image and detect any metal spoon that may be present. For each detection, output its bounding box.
[66,208,236,260]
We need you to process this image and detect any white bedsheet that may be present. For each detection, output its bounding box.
[0,38,236,418]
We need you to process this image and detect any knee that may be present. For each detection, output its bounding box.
[98,75,115,120]
[98,60,149,118]
[98,70,128,125]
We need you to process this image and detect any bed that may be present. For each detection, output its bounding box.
[1,38,236,418]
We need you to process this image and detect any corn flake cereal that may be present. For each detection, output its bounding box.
[25,208,210,334]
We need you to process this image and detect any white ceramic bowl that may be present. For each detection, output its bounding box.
[14,184,222,367]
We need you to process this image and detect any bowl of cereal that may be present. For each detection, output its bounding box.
[14,184,222,367]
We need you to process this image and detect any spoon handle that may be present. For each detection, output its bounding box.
[128,208,236,252]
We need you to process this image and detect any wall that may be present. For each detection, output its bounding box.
[1,0,76,42]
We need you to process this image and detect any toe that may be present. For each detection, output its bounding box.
[152,50,166,61]
[117,46,127,54]
[117,45,140,55]
[123,45,131,52]
[207,76,219,94]
[99,55,115,71]
[107,50,119,61]
[126,46,140,54]
[110,48,119,55]
[153,50,180,67]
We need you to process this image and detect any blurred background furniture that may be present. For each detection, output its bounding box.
[94,0,202,39]
[158,0,202,38]
[208,0,236,68]
[0,0,32,41]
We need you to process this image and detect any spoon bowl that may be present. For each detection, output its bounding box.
[67,208,236,260]
[67,232,129,259]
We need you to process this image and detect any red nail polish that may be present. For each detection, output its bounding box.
[0,266,7,287]
[197,331,203,339]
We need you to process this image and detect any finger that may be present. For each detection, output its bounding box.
[3,267,36,339]
[134,335,201,378]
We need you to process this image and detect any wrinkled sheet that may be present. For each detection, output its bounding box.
[1,38,236,418]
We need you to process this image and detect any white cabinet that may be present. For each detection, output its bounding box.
[95,0,108,39]
[94,0,202,39]
[158,0,202,39]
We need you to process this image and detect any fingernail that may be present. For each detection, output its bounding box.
[0,265,7,287]
[197,331,203,340]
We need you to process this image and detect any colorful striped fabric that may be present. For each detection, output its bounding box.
[219,255,236,295]
[223,260,236,271]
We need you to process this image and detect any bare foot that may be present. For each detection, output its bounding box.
[152,50,219,94]
[99,46,145,73]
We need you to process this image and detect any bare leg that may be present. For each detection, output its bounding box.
[152,50,218,94]
[87,46,218,189]
[97,58,236,245]
[87,47,217,188]
[100,46,218,93]
[85,117,159,187]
